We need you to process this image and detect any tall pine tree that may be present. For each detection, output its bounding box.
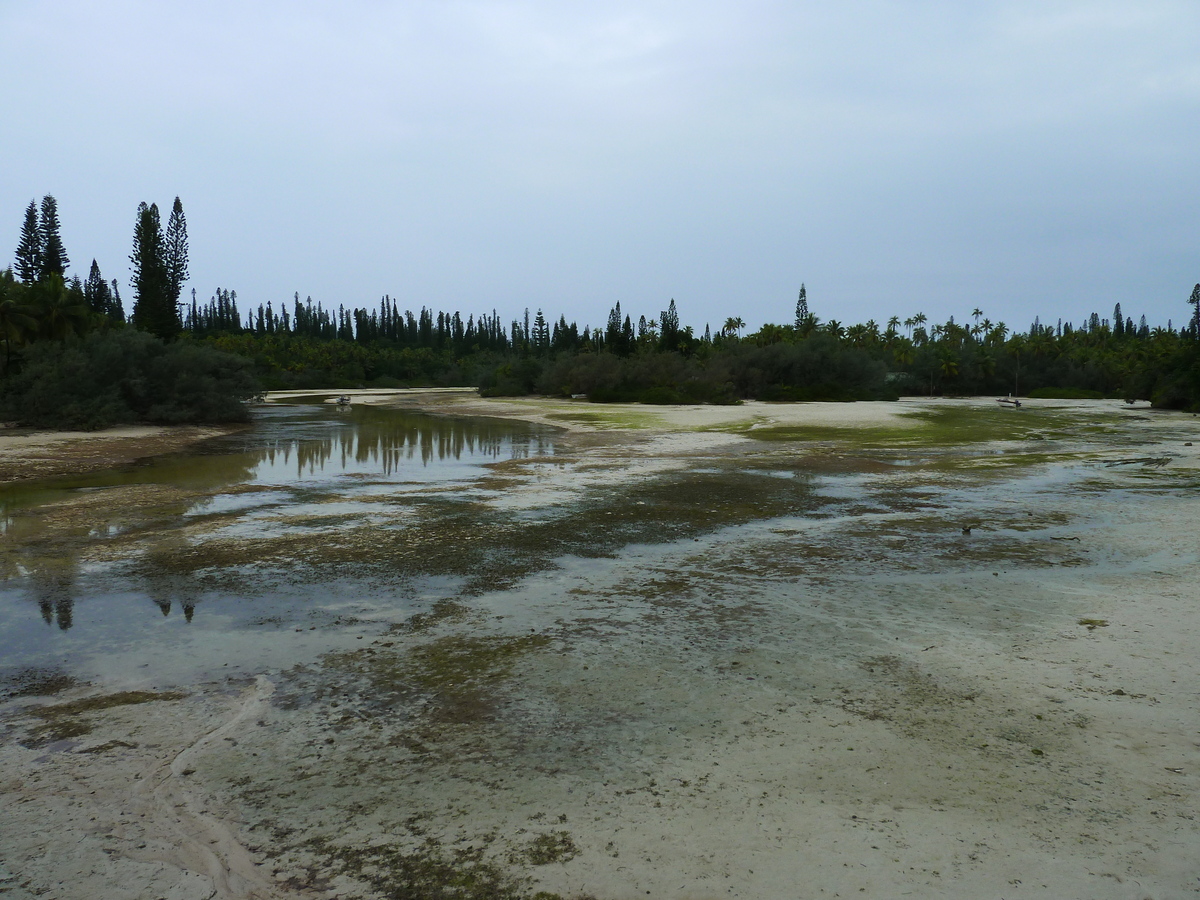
[130,202,179,339]
[659,299,680,351]
[165,197,189,307]
[84,259,110,315]
[15,201,41,284]
[38,195,69,281]
[795,283,808,328]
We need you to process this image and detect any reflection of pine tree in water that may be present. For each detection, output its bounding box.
[29,561,76,631]
[259,408,554,478]
[144,593,198,622]
[131,530,203,623]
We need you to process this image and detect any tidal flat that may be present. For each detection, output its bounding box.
[1,393,1198,899]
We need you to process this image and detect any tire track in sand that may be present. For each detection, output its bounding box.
[133,675,312,900]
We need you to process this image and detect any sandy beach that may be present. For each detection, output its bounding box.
[1,393,1198,899]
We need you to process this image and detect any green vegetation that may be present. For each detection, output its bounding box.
[1027,387,1106,400]
[0,328,259,429]
[2,195,259,428]
[183,288,1198,411]
[5,196,1199,420]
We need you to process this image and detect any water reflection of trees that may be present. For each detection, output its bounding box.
[255,409,555,478]
[2,408,557,632]
[25,555,79,631]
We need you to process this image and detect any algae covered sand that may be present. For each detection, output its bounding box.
[1,394,1199,899]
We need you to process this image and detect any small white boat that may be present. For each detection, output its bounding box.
[996,396,1021,408]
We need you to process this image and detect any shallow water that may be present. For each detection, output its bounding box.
[0,403,556,686]
[4,399,1200,899]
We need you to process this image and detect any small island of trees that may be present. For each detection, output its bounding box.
[2,195,1198,429]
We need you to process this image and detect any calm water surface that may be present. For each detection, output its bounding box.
[0,403,557,687]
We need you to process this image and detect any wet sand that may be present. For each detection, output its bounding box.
[0,424,246,484]
[1,395,1198,899]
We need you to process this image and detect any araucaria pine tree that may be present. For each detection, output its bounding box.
[130,202,180,339]
[15,201,41,284]
[38,195,69,281]
[1189,284,1200,337]
[164,197,189,307]
[659,298,679,351]
[84,259,108,314]
[795,283,808,328]
[84,259,123,322]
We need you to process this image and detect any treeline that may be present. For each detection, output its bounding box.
[173,285,1200,410]
[4,195,1199,428]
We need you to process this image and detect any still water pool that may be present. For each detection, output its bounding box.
[0,402,557,687]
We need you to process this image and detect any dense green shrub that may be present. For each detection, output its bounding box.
[0,328,260,429]
[1026,387,1106,400]
[534,351,739,404]
[717,336,892,401]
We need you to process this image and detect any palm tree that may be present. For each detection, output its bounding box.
[938,348,959,377]
[33,276,93,341]
[846,324,869,346]
[755,323,786,345]
[976,347,996,380]
[1008,333,1026,395]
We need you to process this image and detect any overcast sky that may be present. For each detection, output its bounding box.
[3,1,1198,334]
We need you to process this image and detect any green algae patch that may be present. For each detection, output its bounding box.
[389,599,472,634]
[150,465,821,593]
[404,635,552,724]
[738,405,1079,450]
[406,634,551,691]
[298,835,568,900]
[1,667,79,699]
[511,831,579,866]
[22,690,187,746]
[320,633,552,727]
[544,408,664,430]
